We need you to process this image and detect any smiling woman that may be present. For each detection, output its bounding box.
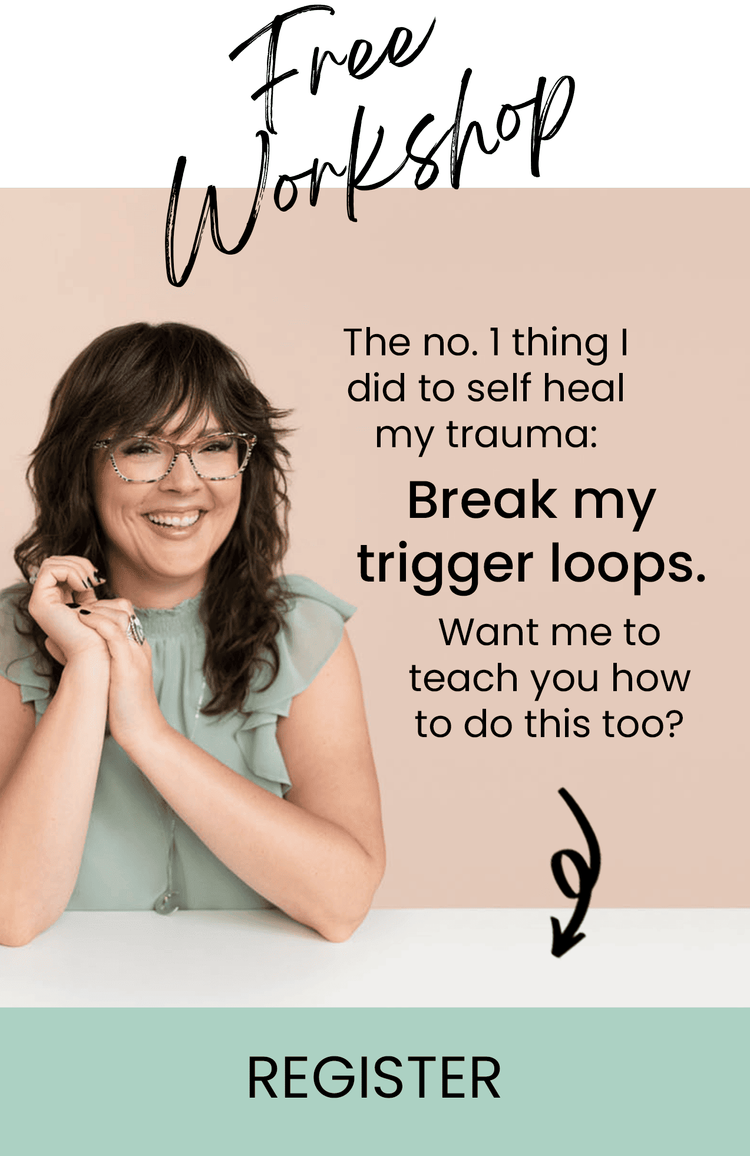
[0,322,384,946]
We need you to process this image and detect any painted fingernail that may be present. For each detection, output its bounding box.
[79,608,92,616]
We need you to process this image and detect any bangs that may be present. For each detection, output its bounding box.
[99,326,251,442]
[41,321,287,474]
[110,378,241,442]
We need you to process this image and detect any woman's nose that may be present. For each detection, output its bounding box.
[161,450,201,490]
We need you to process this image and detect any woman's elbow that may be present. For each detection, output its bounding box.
[318,921,359,944]
[315,906,368,943]
[0,898,58,947]
[0,919,43,947]
[315,854,385,943]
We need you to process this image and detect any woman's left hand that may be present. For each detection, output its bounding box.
[76,599,166,753]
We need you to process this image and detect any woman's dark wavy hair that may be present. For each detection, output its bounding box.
[14,321,291,715]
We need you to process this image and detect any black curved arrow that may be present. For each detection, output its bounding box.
[550,788,601,957]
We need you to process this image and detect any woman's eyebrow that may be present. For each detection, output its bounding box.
[140,425,226,440]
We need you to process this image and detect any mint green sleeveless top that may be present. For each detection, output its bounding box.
[0,576,354,911]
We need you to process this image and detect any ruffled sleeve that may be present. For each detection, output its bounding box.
[232,575,355,796]
[0,584,51,713]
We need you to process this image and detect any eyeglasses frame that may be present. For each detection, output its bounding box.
[92,432,257,483]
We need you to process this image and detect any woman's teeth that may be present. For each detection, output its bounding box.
[147,512,201,527]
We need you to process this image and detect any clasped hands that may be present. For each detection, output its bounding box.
[29,555,166,753]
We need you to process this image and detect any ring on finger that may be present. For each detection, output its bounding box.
[125,613,146,646]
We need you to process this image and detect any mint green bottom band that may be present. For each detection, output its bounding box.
[1,1009,745,1155]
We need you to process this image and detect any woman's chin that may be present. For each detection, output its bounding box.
[112,549,210,599]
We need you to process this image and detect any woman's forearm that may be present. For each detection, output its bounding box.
[0,658,109,945]
[125,724,383,942]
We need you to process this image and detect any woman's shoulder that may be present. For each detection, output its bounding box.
[0,583,49,705]
[277,574,355,626]
[0,582,31,636]
[250,575,356,707]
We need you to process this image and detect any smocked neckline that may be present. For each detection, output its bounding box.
[135,592,203,637]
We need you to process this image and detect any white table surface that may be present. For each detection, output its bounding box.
[0,908,747,1008]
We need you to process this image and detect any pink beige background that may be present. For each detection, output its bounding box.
[0,189,746,906]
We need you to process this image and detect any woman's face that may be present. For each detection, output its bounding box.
[92,410,244,599]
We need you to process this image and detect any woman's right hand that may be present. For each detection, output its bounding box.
[28,556,109,665]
